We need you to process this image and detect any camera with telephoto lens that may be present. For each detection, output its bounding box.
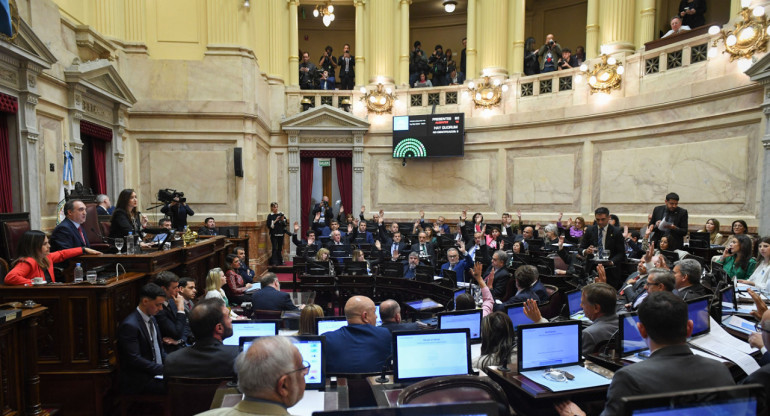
[157,188,186,203]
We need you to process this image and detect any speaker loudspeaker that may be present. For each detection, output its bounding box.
[234,147,244,177]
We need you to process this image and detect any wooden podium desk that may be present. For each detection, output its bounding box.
[0,273,151,416]
[0,306,47,416]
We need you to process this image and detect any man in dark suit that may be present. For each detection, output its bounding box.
[411,231,436,266]
[379,299,420,332]
[96,194,112,215]
[251,273,300,312]
[325,296,392,373]
[161,197,195,231]
[154,271,190,353]
[349,220,375,245]
[50,199,90,254]
[311,196,334,228]
[234,246,256,284]
[338,44,355,90]
[672,258,712,300]
[579,207,626,289]
[403,251,420,279]
[382,231,407,258]
[117,283,167,394]
[483,250,511,300]
[197,217,219,236]
[502,264,538,305]
[649,192,688,251]
[325,229,352,261]
[291,223,321,258]
[556,292,735,416]
[164,298,239,378]
[440,244,473,283]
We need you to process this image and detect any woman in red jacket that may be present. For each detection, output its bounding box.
[4,230,101,286]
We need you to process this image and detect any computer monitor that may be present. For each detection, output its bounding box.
[343,261,368,275]
[720,283,737,315]
[306,260,330,276]
[313,401,499,416]
[517,321,582,372]
[619,384,761,416]
[506,303,531,332]
[393,328,472,384]
[415,265,435,283]
[437,309,482,343]
[687,296,711,338]
[315,316,348,335]
[617,312,647,356]
[688,231,711,248]
[225,321,279,346]
[375,304,382,326]
[292,335,327,390]
[239,336,259,352]
[381,261,404,278]
[566,289,583,317]
[443,268,458,284]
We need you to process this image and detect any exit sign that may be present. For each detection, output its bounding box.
[318,159,331,167]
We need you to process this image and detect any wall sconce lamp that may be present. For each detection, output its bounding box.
[576,54,624,94]
[359,84,397,114]
[243,0,250,7]
[709,3,769,71]
[340,97,352,112]
[301,97,314,111]
[467,76,507,109]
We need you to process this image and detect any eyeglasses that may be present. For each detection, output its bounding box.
[755,322,770,333]
[286,360,311,376]
[644,281,660,288]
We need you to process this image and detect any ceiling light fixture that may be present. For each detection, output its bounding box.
[313,1,336,27]
[443,0,457,13]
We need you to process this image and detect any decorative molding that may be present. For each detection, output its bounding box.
[72,111,84,120]
[26,73,35,88]
[23,131,38,143]
[289,166,300,172]
[354,166,365,172]
[25,95,37,105]
[299,136,353,144]
[114,151,125,161]
[0,67,17,86]
[70,141,84,152]
[764,138,770,149]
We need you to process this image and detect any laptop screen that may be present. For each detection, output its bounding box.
[618,313,646,356]
[225,321,279,346]
[721,285,736,312]
[375,305,382,326]
[517,321,582,371]
[316,317,348,335]
[405,298,443,311]
[438,310,482,342]
[292,336,326,390]
[506,304,531,332]
[393,329,471,383]
[687,297,711,338]
[620,384,761,416]
[567,290,583,316]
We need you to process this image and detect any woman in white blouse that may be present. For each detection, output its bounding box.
[741,237,770,290]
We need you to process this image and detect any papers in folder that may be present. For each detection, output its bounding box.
[519,364,611,392]
[688,317,760,376]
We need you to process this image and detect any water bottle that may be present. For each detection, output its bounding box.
[74,263,83,283]
[126,232,134,255]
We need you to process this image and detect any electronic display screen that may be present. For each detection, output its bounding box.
[393,329,471,383]
[518,322,581,371]
[225,321,278,346]
[687,297,711,338]
[392,113,464,158]
[438,310,482,341]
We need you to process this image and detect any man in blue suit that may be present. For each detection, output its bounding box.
[251,273,300,312]
[325,296,392,373]
[440,243,473,283]
[350,220,375,245]
[403,251,420,279]
[379,299,420,332]
[50,199,90,258]
[117,283,167,394]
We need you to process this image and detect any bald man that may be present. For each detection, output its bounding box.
[379,299,419,332]
[324,296,392,373]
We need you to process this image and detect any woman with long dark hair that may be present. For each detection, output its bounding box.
[109,189,149,240]
[5,230,100,285]
[740,237,770,288]
[524,37,540,76]
[473,312,516,369]
[717,235,757,280]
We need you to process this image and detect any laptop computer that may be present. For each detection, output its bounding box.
[393,328,472,384]
[617,312,647,357]
[404,298,444,312]
[506,303,532,332]
[619,384,762,416]
[565,289,592,323]
[437,309,482,343]
[687,296,711,339]
[517,321,582,372]
[315,316,348,335]
[224,320,279,346]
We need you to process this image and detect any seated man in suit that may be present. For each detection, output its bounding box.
[440,244,473,283]
[403,251,420,279]
[292,226,321,258]
[556,292,735,416]
[325,296,392,373]
[96,194,112,216]
[234,246,256,284]
[325,229,352,261]
[379,299,420,332]
[197,217,219,236]
[502,264,539,305]
[383,231,407,259]
[349,219,375,245]
[154,271,190,353]
[466,232,489,263]
[178,277,197,315]
[197,336,307,415]
[673,258,712,301]
[151,217,174,243]
[164,298,239,378]
[50,199,90,255]
[117,283,167,394]
[579,206,626,289]
[315,218,346,239]
[411,231,436,265]
[483,250,511,300]
[251,273,300,312]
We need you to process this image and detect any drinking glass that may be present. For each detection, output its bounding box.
[114,239,124,254]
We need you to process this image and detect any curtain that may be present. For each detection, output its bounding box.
[335,157,352,214]
[300,157,314,238]
[90,137,107,195]
[0,116,10,213]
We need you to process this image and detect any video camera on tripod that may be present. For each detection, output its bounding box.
[157,188,186,204]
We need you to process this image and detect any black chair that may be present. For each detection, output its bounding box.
[397,375,509,415]
[0,257,8,284]
[166,376,232,416]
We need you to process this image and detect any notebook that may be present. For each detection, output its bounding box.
[315,316,348,335]
[224,321,279,346]
[437,309,482,343]
[393,328,472,384]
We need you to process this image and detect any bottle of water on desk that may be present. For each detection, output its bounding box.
[126,232,134,255]
[74,263,83,283]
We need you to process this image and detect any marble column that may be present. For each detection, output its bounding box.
[586,0,600,59]
[510,0,525,75]
[355,0,367,87]
[353,133,364,212]
[267,0,288,83]
[67,86,86,187]
[398,0,410,86]
[762,123,770,236]
[368,0,395,83]
[466,0,477,79]
[111,105,128,196]
[599,0,636,54]
[477,0,508,76]
[288,0,300,86]
[287,131,301,232]
[636,0,655,48]
[18,63,43,229]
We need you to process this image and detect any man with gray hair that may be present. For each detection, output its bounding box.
[673,259,711,301]
[96,194,112,215]
[197,336,306,415]
[483,250,511,299]
[629,268,675,310]
[440,242,473,283]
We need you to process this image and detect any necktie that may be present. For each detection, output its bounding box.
[147,319,163,365]
[78,226,86,245]
[421,244,426,256]
[598,227,605,257]
[392,243,397,254]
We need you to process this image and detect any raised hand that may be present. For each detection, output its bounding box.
[472,262,484,284]
[419,210,425,219]
[379,209,384,218]
[458,240,466,252]
[622,225,630,239]
[596,264,607,283]
[643,242,654,263]
[516,209,522,219]
[314,211,321,221]
[375,240,381,250]
[558,234,565,250]
[749,289,768,321]
[293,221,300,232]
[461,210,467,221]
[339,205,345,214]
[568,217,573,227]
[347,223,353,233]
[523,299,542,323]
[558,212,563,221]
[361,205,366,214]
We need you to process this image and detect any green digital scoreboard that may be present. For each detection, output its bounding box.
[392,113,464,158]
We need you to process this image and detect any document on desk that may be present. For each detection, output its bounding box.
[724,315,757,335]
[520,365,611,392]
[707,317,756,355]
[689,321,759,375]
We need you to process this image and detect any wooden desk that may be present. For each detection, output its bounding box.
[0,273,150,415]
[0,306,47,416]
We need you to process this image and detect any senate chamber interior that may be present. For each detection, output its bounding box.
[1,0,770,415]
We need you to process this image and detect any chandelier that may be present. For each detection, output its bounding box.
[313,1,336,27]
[709,1,769,72]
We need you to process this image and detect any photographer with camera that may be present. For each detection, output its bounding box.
[160,190,194,231]
[299,52,317,90]
[537,34,562,73]
[267,202,288,266]
[428,44,448,87]
[557,48,578,71]
[338,44,355,90]
[409,41,429,87]
[312,195,334,228]
[319,45,337,84]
